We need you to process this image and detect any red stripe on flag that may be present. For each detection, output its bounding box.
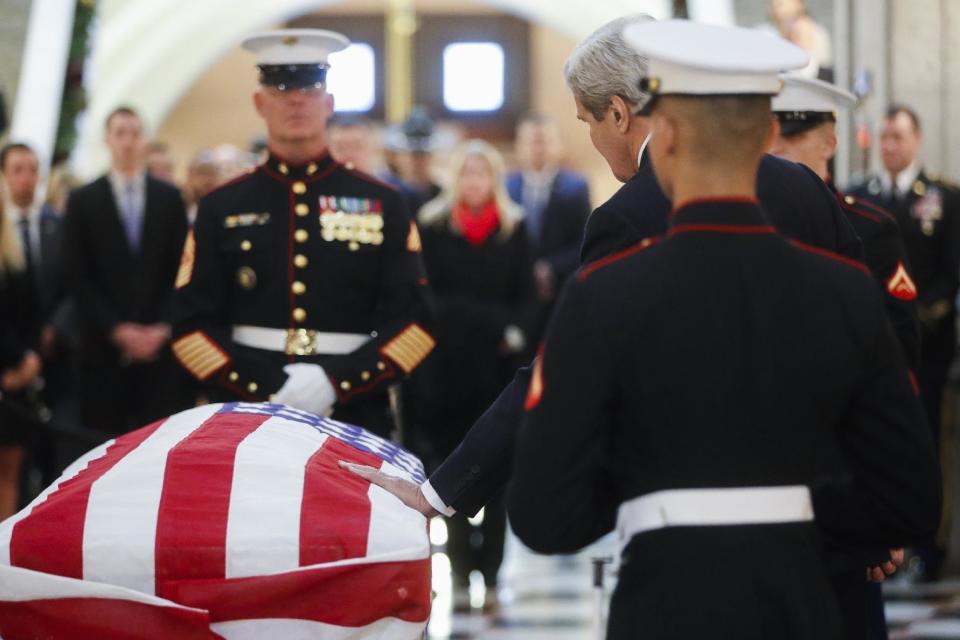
[159,557,431,626]
[0,598,216,640]
[9,420,166,579]
[154,412,269,590]
[299,437,383,566]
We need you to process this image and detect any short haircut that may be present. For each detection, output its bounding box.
[105,105,141,130]
[664,95,773,166]
[563,14,654,120]
[0,142,37,171]
[885,104,921,132]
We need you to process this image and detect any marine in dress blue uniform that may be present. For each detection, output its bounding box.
[170,31,434,438]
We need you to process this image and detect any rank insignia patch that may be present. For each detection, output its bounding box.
[407,221,422,252]
[175,229,195,289]
[525,353,544,411]
[887,261,918,301]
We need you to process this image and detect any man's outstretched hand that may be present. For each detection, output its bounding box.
[340,461,440,517]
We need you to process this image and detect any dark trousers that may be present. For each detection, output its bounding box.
[79,349,194,436]
[832,569,894,640]
[916,360,948,578]
[446,493,506,588]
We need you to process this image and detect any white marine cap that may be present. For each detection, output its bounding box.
[772,74,857,134]
[621,19,809,111]
[773,74,856,113]
[241,29,350,90]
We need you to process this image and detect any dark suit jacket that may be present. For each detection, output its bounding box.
[62,174,188,362]
[431,152,863,516]
[506,169,591,284]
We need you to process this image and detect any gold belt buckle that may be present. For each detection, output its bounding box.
[286,328,318,356]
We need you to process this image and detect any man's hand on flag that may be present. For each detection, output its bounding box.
[340,461,439,517]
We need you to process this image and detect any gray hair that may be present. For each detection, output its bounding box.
[563,14,654,120]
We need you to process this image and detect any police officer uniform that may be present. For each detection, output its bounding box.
[171,30,434,438]
[506,21,940,639]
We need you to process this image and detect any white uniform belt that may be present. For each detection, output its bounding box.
[616,485,814,553]
[232,325,370,356]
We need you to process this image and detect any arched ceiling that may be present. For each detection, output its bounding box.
[75,0,683,175]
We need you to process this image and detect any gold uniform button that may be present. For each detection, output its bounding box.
[294,254,308,268]
[376,361,386,371]
[295,229,309,243]
[240,240,252,251]
[295,203,309,216]
[306,163,318,175]
[844,195,855,205]
[340,381,351,391]
[361,371,371,381]
[292,308,307,322]
[349,241,360,252]
[278,162,289,175]
[228,371,239,382]
[292,181,306,194]
[247,382,258,393]
[292,281,306,295]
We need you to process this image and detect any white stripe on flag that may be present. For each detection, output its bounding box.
[212,616,425,640]
[225,418,328,578]
[365,461,431,561]
[82,403,223,593]
[0,562,202,610]
[0,440,113,566]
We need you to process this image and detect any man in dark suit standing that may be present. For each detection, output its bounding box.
[62,106,192,435]
[0,143,74,418]
[506,114,591,346]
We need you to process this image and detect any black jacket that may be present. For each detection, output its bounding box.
[62,174,188,356]
[412,214,535,453]
[431,153,863,515]
[508,200,938,639]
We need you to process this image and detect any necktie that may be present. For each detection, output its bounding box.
[17,215,34,277]
[524,178,547,244]
[122,180,142,253]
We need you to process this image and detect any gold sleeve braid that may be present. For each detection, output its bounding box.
[172,330,229,381]
[380,323,435,373]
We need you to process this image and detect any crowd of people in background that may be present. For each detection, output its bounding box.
[1,87,958,600]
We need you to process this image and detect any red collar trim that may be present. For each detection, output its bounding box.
[579,236,661,282]
[669,196,760,218]
[668,223,776,237]
[266,146,331,167]
[788,239,871,276]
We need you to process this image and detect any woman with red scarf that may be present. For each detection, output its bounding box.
[414,139,536,614]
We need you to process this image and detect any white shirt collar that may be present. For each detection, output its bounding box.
[108,168,146,193]
[881,158,921,197]
[638,133,652,168]
[522,165,559,188]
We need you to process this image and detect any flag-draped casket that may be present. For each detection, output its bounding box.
[0,403,431,639]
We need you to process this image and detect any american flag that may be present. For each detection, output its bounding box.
[0,403,431,639]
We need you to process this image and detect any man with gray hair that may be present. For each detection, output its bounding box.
[350,10,860,510]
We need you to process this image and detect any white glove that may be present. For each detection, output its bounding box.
[273,364,337,416]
